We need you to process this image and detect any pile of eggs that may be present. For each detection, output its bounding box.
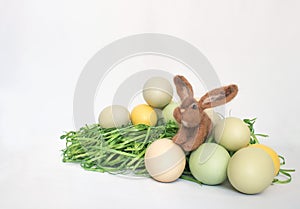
[145,116,280,195]
[98,76,280,195]
[98,77,179,128]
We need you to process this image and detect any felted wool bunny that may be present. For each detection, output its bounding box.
[172,75,238,152]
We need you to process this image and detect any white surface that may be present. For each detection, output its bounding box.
[1,0,300,209]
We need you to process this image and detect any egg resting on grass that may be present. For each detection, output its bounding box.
[98,105,131,128]
[131,104,157,126]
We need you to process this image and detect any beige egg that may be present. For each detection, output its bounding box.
[143,77,173,108]
[98,105,131,128]
[144,138,186,182]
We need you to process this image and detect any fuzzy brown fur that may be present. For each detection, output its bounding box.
[172,75,238,151]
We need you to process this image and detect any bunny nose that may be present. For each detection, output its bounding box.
[180,108,185,113]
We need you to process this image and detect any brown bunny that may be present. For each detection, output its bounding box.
[172,75,238,152]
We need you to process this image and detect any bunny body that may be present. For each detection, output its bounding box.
[172,75,238,152]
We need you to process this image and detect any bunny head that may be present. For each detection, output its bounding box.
[173,75,201,128]
[172,75,238,151]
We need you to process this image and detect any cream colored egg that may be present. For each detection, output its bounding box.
[144,138,186,182]
[98,105,131,128]
[143,77,173,108]
[227,147,274,194]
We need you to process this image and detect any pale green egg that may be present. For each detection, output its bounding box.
[214,117,250,151]
[162,101,179,123]
[189,143,230,185]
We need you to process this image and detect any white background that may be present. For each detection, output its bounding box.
[1,0,299,209]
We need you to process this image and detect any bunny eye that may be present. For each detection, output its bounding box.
[191,103,198,109]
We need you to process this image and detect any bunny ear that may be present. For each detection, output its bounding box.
[199,84,238,109]
[174,75,194,101]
